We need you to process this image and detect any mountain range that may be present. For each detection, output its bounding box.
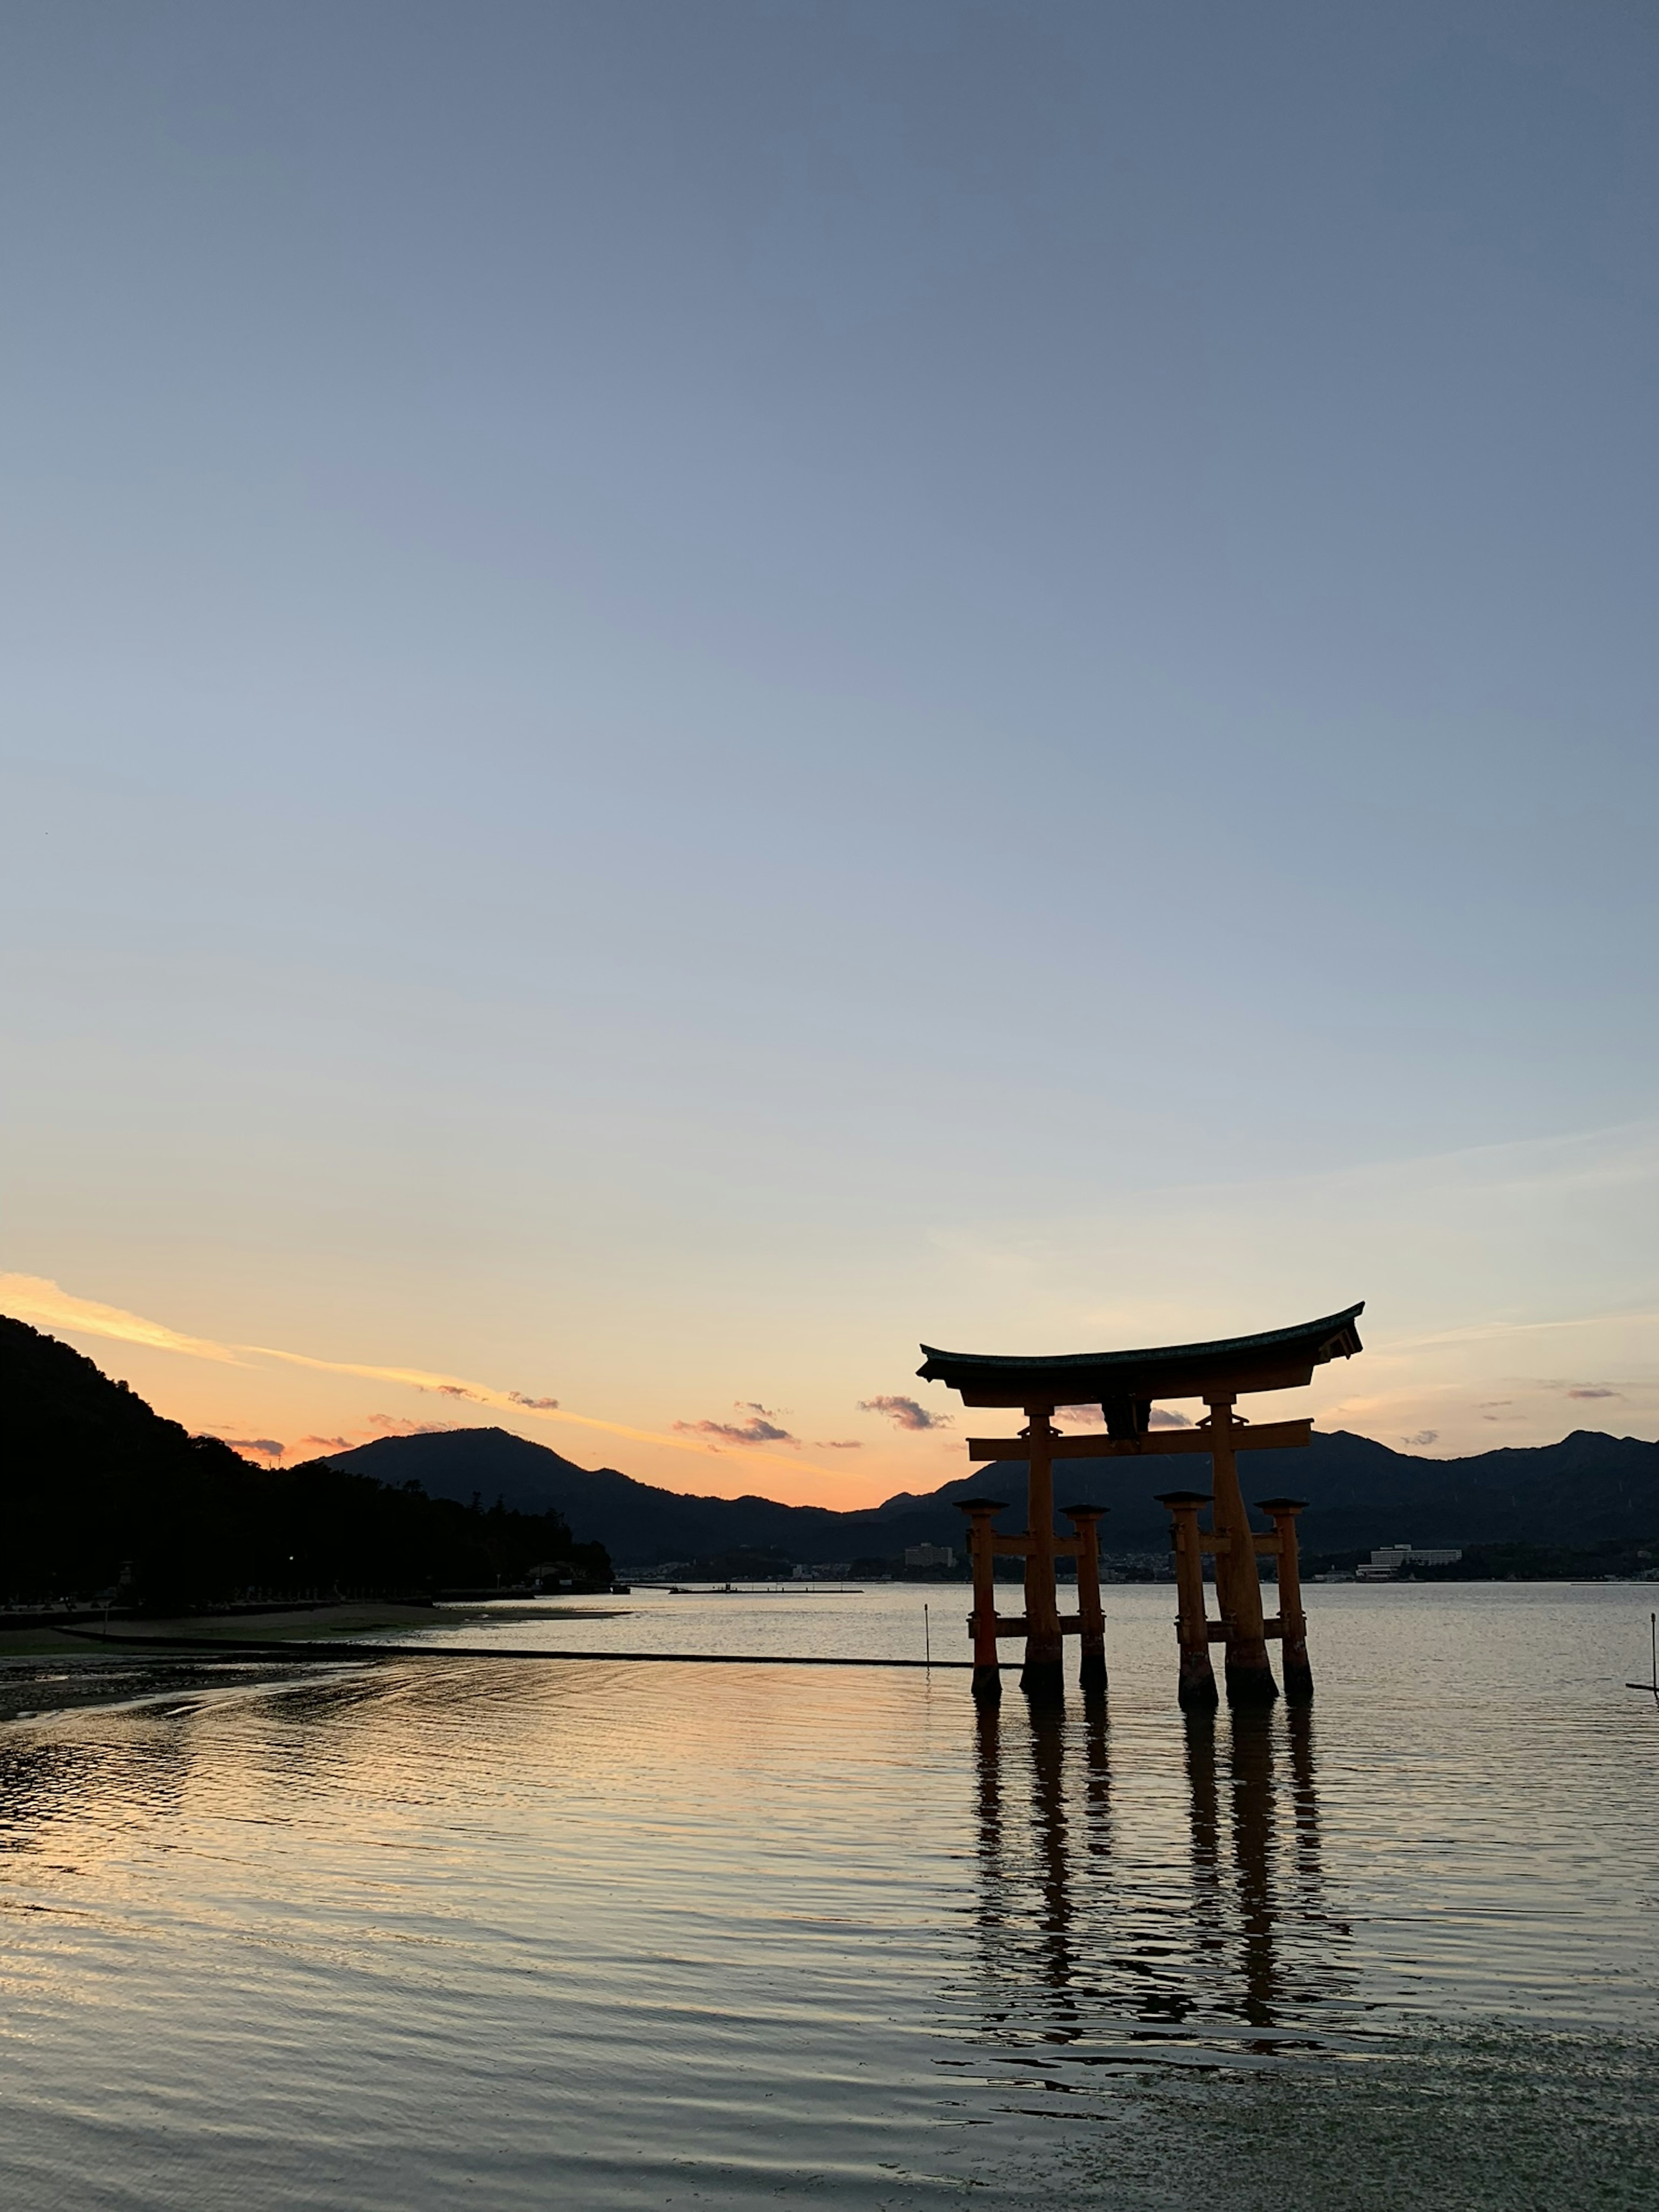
[326,1422,1659,1564]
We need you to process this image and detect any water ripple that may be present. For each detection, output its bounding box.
[0,1584,1654,2206]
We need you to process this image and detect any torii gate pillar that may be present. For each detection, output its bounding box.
[1018,1407,1064,1701]
[955,1443,1107,1704]
[1204,1396,1276,1703]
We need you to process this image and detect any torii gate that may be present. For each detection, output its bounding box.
[917,1304,1364,1707]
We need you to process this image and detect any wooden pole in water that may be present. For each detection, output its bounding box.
[1020,1405,1064,1703]
[1063,1504,1107,1694]
[1257,1497,1312,1702]
[1158,1491,1219,1710]
[1205,1395,1278,1705]
[955,1499,1004,1702]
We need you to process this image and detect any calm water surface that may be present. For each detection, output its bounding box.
[2,1585,1655,2208]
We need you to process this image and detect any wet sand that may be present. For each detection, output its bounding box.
[0,1599,632,1722]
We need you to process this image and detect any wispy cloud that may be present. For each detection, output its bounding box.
[0,1274,844,1478]
[1566,1386,1620,1399]
[0,1274,242,1363]
[1149,1408,1192,1429]
[934,1119,1659,1456]
[367,1415,459,1436]
[816,1439,862,1449]
[859,1395,952,1432]
[1380,1310,1659,1355]
[509,1392,560,1410]
[221,1437,283,1459]
[297,1434,351,1449]
[1401,1430,1439,1447]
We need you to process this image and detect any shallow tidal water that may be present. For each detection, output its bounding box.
[1,1583,1656,2209]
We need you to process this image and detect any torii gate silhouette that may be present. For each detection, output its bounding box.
[917,1304,1364,1707]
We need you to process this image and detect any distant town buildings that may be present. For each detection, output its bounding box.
[903,1542,956,1570]
[1354,1543,1463,1580]
[1100,1552,1177,1580]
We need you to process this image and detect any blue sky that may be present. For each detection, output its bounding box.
[3,2,1655,1497]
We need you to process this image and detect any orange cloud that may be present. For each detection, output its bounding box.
[1,1273,847,1484]
[0,1274,242,1363]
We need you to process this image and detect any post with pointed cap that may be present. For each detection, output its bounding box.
[1157,1491,1219,1710]
[1063,1504,1108,1694]
[1257,1498,1313,1701]
[954,1499,1005,1702]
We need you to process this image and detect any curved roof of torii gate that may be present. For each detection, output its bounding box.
[916,1303,1364,1409]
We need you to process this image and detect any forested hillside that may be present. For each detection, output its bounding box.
[0,1321,609,1606]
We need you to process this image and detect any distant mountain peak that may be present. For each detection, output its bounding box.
[323,1419,1657,1563]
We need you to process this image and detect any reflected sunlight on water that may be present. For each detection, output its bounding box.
[0,1586,1655,2208]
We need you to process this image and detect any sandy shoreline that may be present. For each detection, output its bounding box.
[0,1598,626,1723]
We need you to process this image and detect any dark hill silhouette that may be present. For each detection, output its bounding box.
[878,1429,1659,1554]
[0,1321,607,1605]
[327,1420,1659,1563]
[324,1427,857,1561]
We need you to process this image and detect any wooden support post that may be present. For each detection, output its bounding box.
[1062,1504,1107,1694]
[1256,1497,1312,1701]
[1157,1491,1219,1710]
[1020,1406,1064,1702]
[954,1498,1006,1701]
[1205,1396,1278,1705]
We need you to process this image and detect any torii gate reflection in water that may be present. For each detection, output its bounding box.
[918,1305,1364,1706]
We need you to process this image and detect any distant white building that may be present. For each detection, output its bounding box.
[1356,1545,1412,1579]
[903,1542,956,1569]
[1356,1543,1462,1580]
[793,1561,852,1580]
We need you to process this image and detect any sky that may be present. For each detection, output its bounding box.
[2,1,1656,1506]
